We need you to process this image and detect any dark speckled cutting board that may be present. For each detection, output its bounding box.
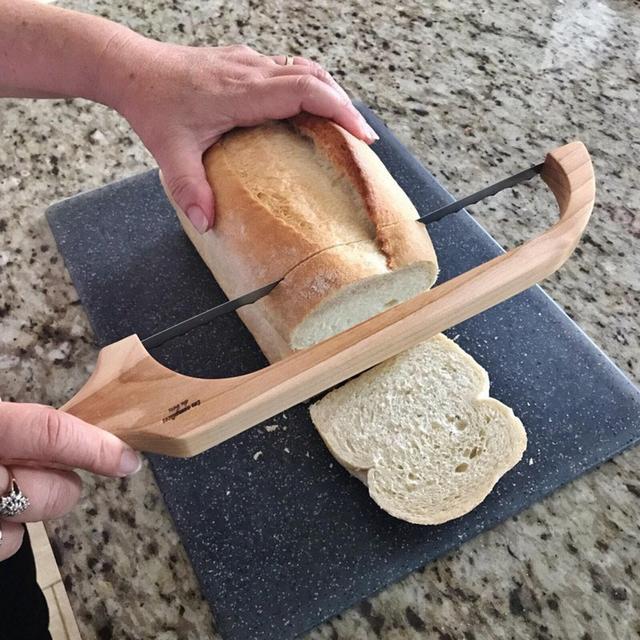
[47,105,640,640]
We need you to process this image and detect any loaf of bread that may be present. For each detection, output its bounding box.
[175,114,438,361]
[170,115,526,525]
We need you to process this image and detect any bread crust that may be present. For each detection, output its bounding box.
[291,114,437,270]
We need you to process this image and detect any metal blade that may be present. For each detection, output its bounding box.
[416,163,544,225]
[142,162,545,349]
[142,279,281,349]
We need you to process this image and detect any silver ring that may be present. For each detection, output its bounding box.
[0,478,30,518]
[284,55,295,66]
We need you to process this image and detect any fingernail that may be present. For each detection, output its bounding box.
[118,448,142,477]
[363,121,379,142]
[186,205,210,234]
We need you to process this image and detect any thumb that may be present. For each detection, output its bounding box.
[0,402,142,478]
[157,143,215,233]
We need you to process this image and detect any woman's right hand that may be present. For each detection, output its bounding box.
[0,402,141,561]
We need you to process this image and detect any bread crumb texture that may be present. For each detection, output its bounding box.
[310,334,527,525]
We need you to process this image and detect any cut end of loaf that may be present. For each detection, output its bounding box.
[290,260,437,350]
[309,334,527,525]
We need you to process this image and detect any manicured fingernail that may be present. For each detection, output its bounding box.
[363,121,379,142]
[119,449,142,477]
[186,205,209,234]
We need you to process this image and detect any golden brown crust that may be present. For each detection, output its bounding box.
[202,134,319,287]
[291,114,437,271]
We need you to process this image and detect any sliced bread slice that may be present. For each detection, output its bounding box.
[309,333,527,525]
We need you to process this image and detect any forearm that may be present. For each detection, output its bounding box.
[0,3,375,234]
[0,0,142,106]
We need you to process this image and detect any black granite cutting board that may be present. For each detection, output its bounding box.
[47,105,640,640]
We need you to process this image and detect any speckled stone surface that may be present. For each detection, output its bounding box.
[1,1,639,639]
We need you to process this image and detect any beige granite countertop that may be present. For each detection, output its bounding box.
[1,0,639,638]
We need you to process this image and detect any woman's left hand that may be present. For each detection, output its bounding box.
[100,38,377,234]
[0,402,141,561]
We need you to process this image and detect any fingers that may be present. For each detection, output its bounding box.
[0,521,24,562]
[249,75,378,143]
[155,141,216,233]
[233,48,357,122]
[0,402,141,478]
[266,57,378,143]
[0,465,81,523]
[269,56,351,104]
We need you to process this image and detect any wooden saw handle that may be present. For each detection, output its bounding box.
[62,142,595,457]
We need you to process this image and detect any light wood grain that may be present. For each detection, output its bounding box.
[43,586,68,640]
[28,522,82,640]
[62,141,595,457]
[28,521,60,590]
[52,582,82,640]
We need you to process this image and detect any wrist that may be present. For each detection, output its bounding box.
[90,25,156,113]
